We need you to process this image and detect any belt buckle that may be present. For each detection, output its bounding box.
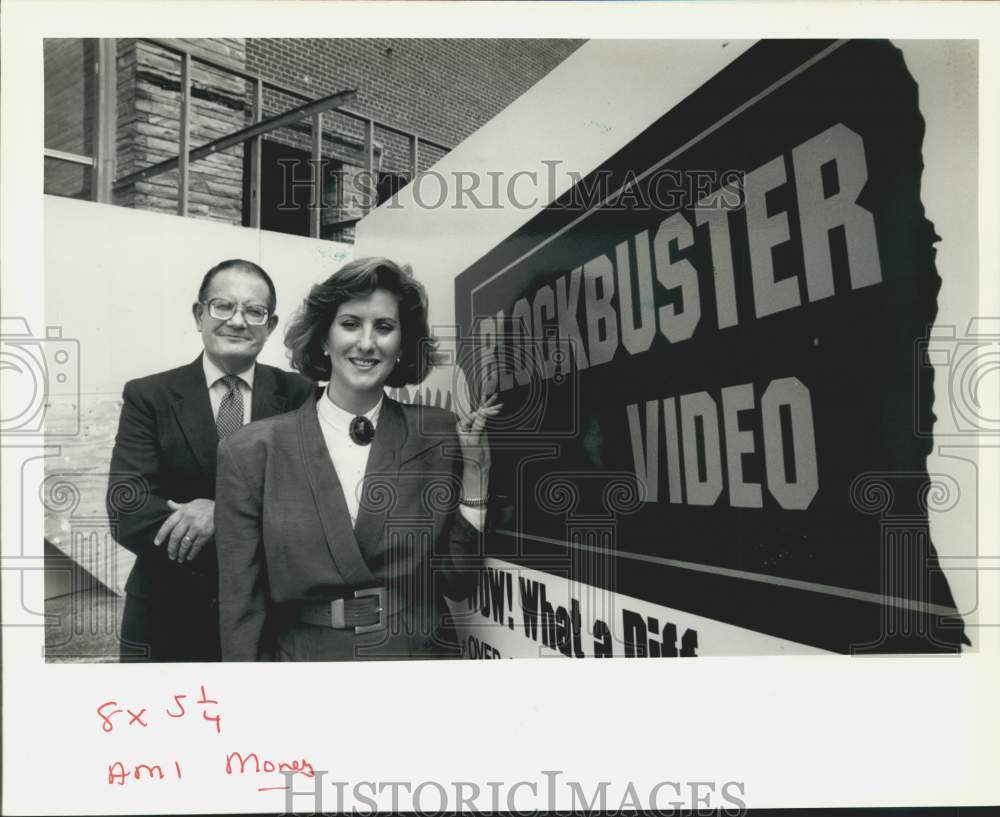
[328,598,347,628]
[353,586,386,635]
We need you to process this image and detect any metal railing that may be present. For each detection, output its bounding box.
[44,37,454,238]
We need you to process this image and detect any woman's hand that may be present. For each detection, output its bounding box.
[456,346,502,503]
[457,391,501,505]
[456,391,502,472]
[455,394,503,490]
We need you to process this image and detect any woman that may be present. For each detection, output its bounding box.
[215,257,499,661]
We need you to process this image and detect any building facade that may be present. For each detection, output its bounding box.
[44,37,585,242]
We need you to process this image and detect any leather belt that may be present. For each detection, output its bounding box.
[296,587,395,635]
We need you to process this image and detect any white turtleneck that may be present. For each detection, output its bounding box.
[316,390,484,531]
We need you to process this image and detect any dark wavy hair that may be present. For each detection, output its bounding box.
[285,257,438,387]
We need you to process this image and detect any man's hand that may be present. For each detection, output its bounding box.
[154,499,215,562]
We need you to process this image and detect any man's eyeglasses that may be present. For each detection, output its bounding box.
[201,299,271,326]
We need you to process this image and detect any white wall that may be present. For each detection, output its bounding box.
[45,195,353,395]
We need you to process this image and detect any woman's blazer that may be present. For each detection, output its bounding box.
[215,391,481,661]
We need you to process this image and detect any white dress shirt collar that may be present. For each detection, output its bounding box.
[202,354,255,391]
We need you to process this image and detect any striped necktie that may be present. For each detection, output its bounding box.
[216,374,245,439]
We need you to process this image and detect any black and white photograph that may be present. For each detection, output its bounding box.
[2,2,998,814]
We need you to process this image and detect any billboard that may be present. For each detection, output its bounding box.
[453,40,968,655]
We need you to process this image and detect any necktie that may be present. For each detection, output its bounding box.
[216,375,245,439]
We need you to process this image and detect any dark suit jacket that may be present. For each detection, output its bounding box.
[106,355,314,612]
[215,393,481,661]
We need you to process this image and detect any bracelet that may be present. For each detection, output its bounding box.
[460,496,489,508]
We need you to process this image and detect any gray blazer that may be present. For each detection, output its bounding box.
[215,392,481,661]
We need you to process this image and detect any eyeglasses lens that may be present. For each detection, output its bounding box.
[207,300,268,325]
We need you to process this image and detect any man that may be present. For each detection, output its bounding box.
[106,259,314,662]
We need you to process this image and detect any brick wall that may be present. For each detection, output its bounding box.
[48,38,585,237]
[245,38,584,241]
[246,38,585,154]
[114,38,250,223]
